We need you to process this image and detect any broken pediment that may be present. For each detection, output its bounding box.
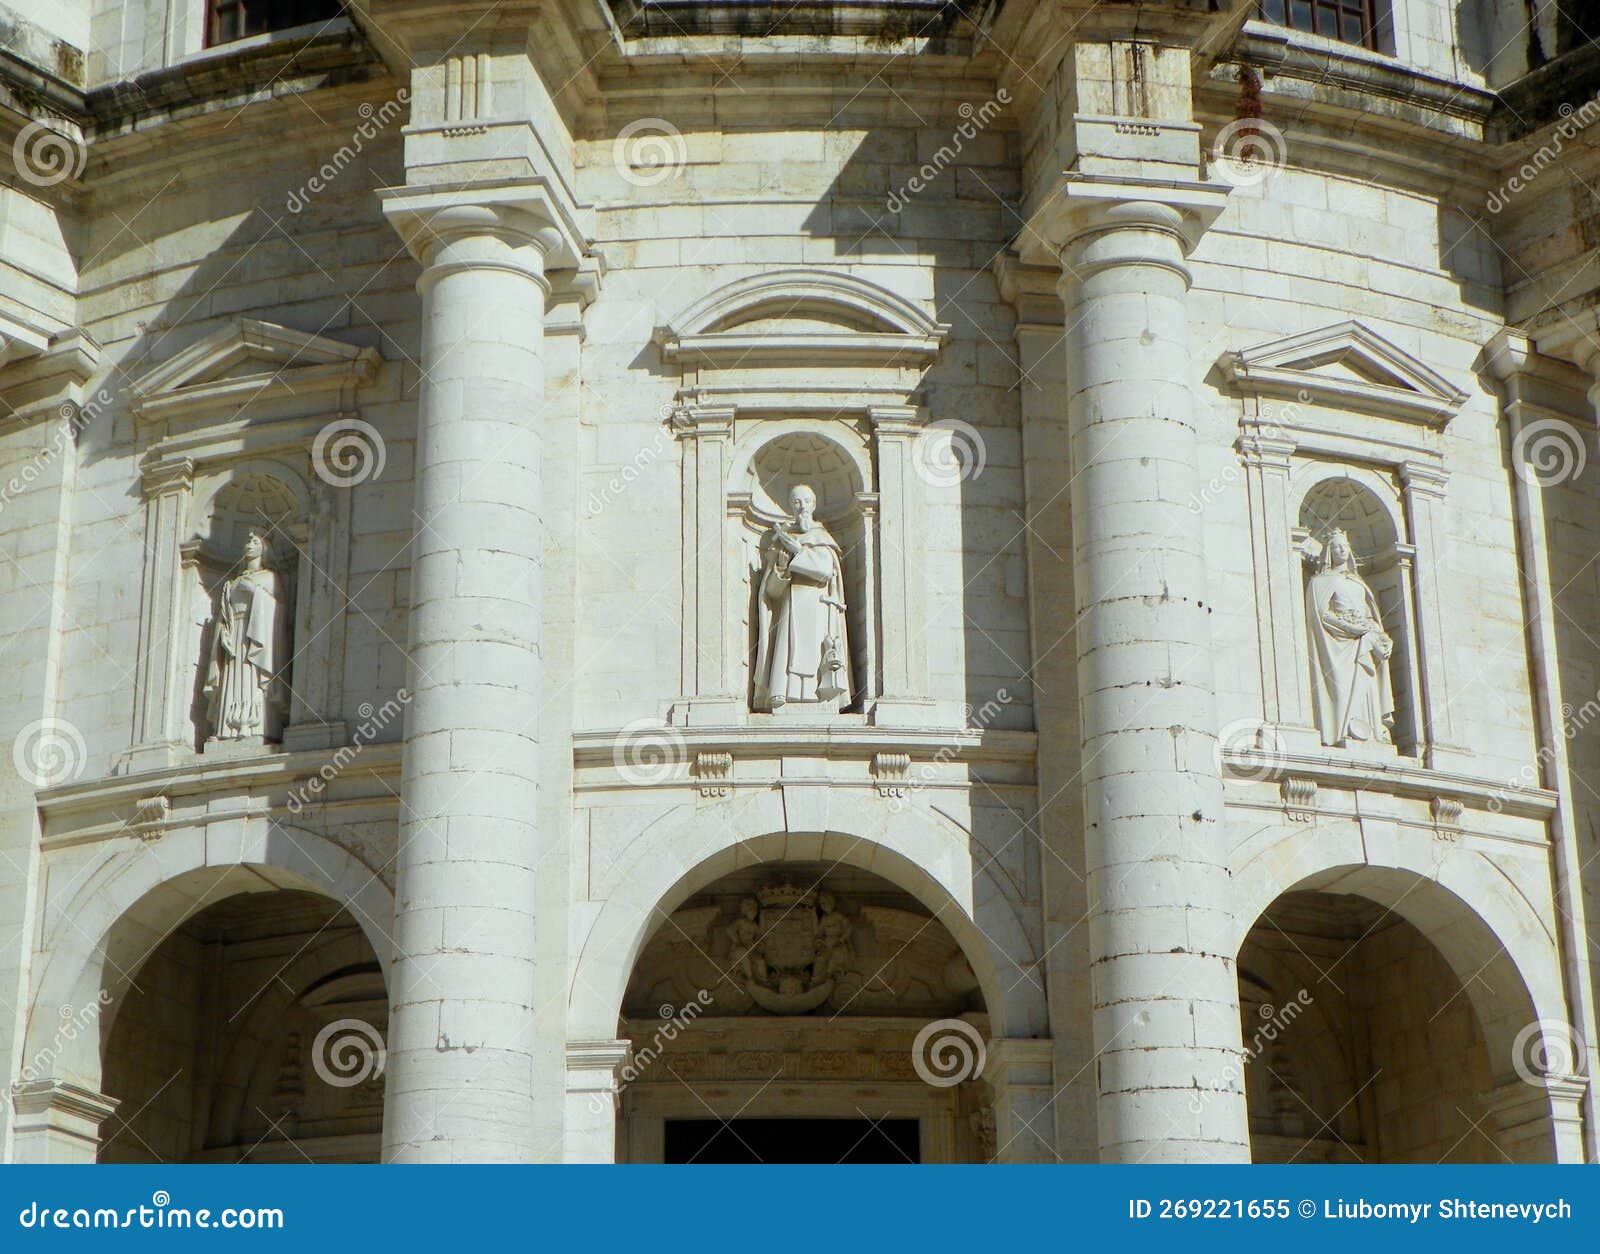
[1218,320,1468,426]
[656,268,950,368]
[128,319,381,424]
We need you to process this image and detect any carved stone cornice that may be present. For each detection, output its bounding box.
[655,269,948,370]
[10,1079,118,1124]
[127,319,380,426]
[1220,321,1469,428]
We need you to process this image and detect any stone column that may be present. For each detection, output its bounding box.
[1056,190,1249,1162]
[379,190,566,1162]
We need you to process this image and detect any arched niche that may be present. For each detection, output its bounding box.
[733,429,872,716]
[121,319,377,772]
[184,467,309,753]
[663,268,955,728]
[1293,472,1419,756]
[124,447,355,771]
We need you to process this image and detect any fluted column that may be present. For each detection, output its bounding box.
[379,193,561,1162]
[1057,195,1249,1162]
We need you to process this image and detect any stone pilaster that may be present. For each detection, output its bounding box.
[981,1038,1057,1162]
[562,1039,631,1163]
[379,185,578,1162]
[122,456,195,773]
[10,1080,117,1164]
[1481,330,1600,1160]
[1486,1077,1587,1163]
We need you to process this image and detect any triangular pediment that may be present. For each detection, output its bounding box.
[657,269,950,368]
[1219,321,1468,426]
[128,319,381,423]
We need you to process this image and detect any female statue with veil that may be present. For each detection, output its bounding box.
[204,529,288,745]
[1305,528,1395,748]
[753,484,851,712]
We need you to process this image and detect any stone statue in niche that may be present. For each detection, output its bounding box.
[204,529,289,747]
[1305,528,1394,749]
[753,484,851,712]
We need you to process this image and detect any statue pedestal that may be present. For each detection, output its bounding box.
[201,738,278,761]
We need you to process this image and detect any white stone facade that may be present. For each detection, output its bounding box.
[0,0,1597,1164]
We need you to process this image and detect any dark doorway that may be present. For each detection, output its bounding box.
[664,1118,920,1163]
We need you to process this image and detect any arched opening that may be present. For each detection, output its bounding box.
[1238,886,1554,1162]
[97,888,386,1163]
[612,860,993,1163]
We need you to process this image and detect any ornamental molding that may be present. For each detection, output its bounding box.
[127,318,381,425]
[655,268,950,370]
[1219,320,1469,427]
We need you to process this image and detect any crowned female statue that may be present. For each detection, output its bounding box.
[1305,528,1395,748]
[753,484,851,712]
[204,529,288,745]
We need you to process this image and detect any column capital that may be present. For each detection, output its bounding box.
[1017,172,1229,271]
[1399,460,1450,499]
[1531,307,1600,384]
[565,1039,633,1104]
[379,180,588,285]
[866,403,929,437]
[10,1079,119,1162]
[138,455,193,498]
[1486,1074,1587,1155]
[980,1036,1055,1087]
[669,404,736,438]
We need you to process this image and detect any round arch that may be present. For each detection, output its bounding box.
[570,819,1042,1041]
[1230,823,1564,1084]
[24,820,393,1092]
